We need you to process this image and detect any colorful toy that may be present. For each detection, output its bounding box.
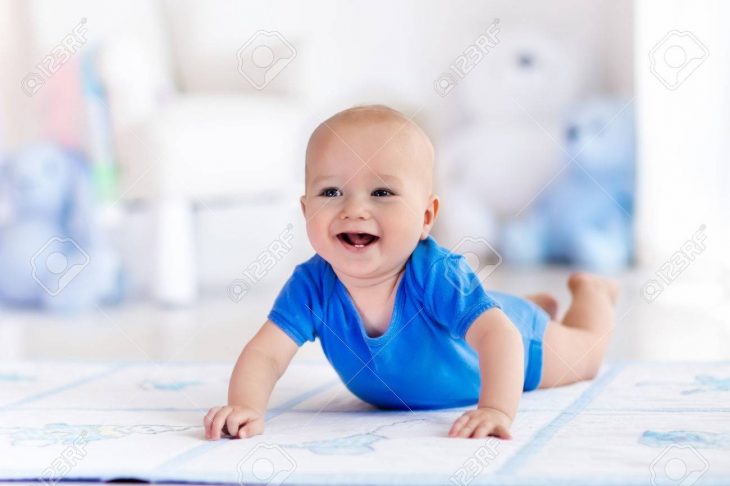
[0,144,126,312]
[501,98,635,271]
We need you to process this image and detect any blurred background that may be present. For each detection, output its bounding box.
[0,0,728,363]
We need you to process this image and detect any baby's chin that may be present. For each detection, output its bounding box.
[329,257,385,280]
[326,253,409,284]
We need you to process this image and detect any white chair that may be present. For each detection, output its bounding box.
[100,37,304,305]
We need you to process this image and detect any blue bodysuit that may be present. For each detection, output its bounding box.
[268,236,549,410]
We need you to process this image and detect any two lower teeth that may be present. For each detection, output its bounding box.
[342,235,374,248]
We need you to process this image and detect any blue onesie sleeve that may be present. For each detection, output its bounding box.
[423,252,501,340]
[267,260,319,346]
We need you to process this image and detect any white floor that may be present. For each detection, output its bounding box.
[3,360,730,485]
[1,265,728,364]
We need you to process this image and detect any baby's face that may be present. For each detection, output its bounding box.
[301,110,438,282]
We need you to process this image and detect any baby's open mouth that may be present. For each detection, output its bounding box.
[337,232,380,248]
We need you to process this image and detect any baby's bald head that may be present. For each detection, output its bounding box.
[305,105,435,196]
[300,106,441,272]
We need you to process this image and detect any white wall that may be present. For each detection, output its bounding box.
[2,0,635,296]
[634,0,730,358]
[161,0,633,106]
[635,0,729,275]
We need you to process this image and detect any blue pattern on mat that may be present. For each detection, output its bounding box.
[640,430,730,449]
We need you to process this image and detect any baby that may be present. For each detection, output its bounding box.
[204,105,617,440]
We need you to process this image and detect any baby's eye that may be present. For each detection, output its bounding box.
[371,188,394,197]
[319,187,342,197]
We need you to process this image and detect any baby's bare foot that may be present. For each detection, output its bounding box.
[525,293,559,320]
[568,272,619,306]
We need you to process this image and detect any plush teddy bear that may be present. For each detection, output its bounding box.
[500,98,635,272]
[0,144,126,312]
[435,28,586,249]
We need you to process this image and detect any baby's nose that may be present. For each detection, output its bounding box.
[339,196,371,220]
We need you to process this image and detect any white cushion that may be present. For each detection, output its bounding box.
[117,95,307,200]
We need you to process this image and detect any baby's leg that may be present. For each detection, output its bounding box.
[525,293,559,320]
[539,272,618,388]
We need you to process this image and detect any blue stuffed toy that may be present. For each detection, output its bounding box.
[0,144,126,312]
[501,98,635,272]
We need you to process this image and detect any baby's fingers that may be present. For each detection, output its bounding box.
[471,424,492,439]
[448,414,471,437]
[209,406,234,440]
[488,424,512,440]
[204,407,222,439]
[238,418,265,439]
[455,416,482,438]
[225,410,258,439]
[471,422,512,440]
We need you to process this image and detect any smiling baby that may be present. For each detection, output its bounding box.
[204,105,618,440]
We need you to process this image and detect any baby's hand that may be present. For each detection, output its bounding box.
[204,405,265,440]
[448,407,513,439]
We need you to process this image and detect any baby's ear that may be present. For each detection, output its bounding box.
[430,195,440,220]
[299,195,307,217]
[421,195,440,239]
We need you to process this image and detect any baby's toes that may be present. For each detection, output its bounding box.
[568,272,619,304]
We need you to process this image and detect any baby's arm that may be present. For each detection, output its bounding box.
[204,321,298,440]
[448,308,524,439]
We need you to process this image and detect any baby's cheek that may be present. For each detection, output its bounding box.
[304,220,327,251]
[395,208,425,237]
[314,225,330,244]
[384,215,422,249]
